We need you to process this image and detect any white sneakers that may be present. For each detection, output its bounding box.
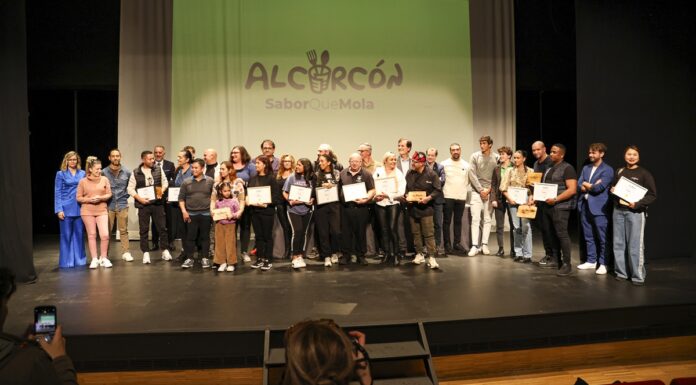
[292,257,307,269]
[217,263,227,272]
[468,246,480,257]
[577,262,597,270]
[90,257,112,269]
[412,253,426,264]
[427,257,439,269]
[226,264,235,272]
[331,254,339,264]
[242,252,251,262]
[596,265,607,275]
[481,244,490,255]
[89,258,99,269]
[324,257,332,267]
[122,252,133,262]
[161,249,172,261]
[143,252,151,264]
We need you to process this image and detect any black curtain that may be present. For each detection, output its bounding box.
[0,0,36,282]
[576,0,696,258]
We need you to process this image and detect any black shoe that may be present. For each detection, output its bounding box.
[211,263,220,270]
[556,264,572,276]
[250,259,264,269]
[537,255,558,268]
[339,256,349,265]
[513,256,523,263]
[523,258,532,264]
[357,256,368,266]
[453,244,466,254]
[496,247,505,257]
[261,259,272,271]
[631,280,645,286]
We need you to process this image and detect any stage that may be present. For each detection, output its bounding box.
[7,235,696,371]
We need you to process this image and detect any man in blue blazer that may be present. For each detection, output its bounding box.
[577,143,614,274]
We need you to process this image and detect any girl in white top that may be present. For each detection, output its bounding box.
[372,152,407,266]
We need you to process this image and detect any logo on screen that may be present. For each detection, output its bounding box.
[245,49,403,94]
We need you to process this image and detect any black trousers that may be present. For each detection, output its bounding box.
[494,202,514,252]
[535,204,554,257]
[341,205,370,257]
[138,204,168,252]
[443,198,466,247]
[184,214,211,259]
[542,206,571,264]
[400,205,414,253]
[375,204,401,256]
[276,203,292,255]
[288,210,314,254]
[251,209,275,259]
[314,202,341,258]
[237,208,252,253]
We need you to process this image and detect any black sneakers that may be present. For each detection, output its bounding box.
[537,255,558,269]
[556,263,572,276]
[250,259,264,269]
[261,259,272,271]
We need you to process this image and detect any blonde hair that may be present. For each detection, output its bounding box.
[85,156,101,176]
[60,151,81,171]
[277,154,296,180]
[382,151,397,165]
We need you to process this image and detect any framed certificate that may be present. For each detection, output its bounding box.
[167,187,180,202]
[288,185,312,203]
[517,204,538,219]
[342,182,368,202]
[315,186,339,205]
[247,186,272,205]
[374,176,397,194]
[212,207,231,221]
[612,176,648,203]
[507,186,528,205]
[137,186,156,201]
[533,183,558,201]
[406,191,427,202]
[526,172,542,185]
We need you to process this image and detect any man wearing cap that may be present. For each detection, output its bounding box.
[405,151,443,269]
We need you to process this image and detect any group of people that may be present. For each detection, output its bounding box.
[54,137,656,284]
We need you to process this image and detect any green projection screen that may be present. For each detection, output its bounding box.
[172,0,472,161]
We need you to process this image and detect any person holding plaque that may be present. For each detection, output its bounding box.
[77,157,113,269]
[127,150,173,264]
[179,159,215,269]
[276,155,295,259]
[338,153,376,266]
[373,152,406,266]
[54,151,87,268]
[314,154,343,267]
[531,141,555,266]
[610,145,656,286]
[209,161,246,269]
[539,144,577,276]
[103,149,133,262]
[283,158,316,269]
[247,156,280,271]
[405,151,443,269]
[576,143,614,275]
[230,145,256,262]
[500,150,534,263]
[212,182,241,272]
[491,146,515,258]
[170,149,193,260]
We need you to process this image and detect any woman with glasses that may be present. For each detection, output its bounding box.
[276,155,295,259]
[230,145,256,262]
[54,151,87,268]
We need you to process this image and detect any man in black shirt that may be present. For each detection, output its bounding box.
[531,141,555,266]
[339,153,376,265]
[540,144,577,276]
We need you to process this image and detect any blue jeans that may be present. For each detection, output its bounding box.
[508,206,532,258]
[613,208,647,283]
[59,216,86,268]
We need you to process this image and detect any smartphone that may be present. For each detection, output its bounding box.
[34,306,57,342]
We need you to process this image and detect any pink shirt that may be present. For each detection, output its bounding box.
[77,176,112,216]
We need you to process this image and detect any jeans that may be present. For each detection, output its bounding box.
[443,198,466,248]
[108,207,130,254]
[613,208,647,283]
[542,206,571,265]
[58,216,86,268]
[375,204,401,256]
[410,215,436,256]
[470,193,493,247]
[579,203,609,265]
[508,206,532,258]
[433,202,444,248]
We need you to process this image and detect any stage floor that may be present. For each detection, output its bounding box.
[7,235,696,338]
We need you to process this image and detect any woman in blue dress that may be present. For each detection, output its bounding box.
[54,151,87,267]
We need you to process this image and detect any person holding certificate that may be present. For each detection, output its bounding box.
[539,144,577,276]
[276,155,295,259]
[170,149,193,260]
[610,145,656,286]
[103,148,133,262]
[500,150,535,263]
[77,156,112,269]
[531,141,555,266]
[283,158,316,269]
[490,146,515,258]
[209,161,246,269]
[230,145,256,262]
[212,182,241,272]
[373,152,406,266]
[314,154,343,267]
[576,143,614,275]
[54,151,87,268]
[247,156,280,271]
[338,153,376,266]
[405,151,443,269]
[179,159,215,269]
[127,150,173,264]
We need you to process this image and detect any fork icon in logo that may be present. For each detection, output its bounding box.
[307,49,331,94]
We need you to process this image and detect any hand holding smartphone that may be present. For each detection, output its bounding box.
[33,306,57,343]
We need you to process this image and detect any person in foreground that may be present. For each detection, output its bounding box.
[282,319,372,385]
[0,268,78,384]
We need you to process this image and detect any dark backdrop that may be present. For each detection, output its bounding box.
[575,0,696,258]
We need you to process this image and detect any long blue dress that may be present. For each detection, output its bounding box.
[54,169,87,267]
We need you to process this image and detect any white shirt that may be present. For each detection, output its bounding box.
[372,167,406,207]
[440,158,471,201]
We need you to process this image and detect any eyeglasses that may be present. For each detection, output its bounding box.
[262,147,274,150]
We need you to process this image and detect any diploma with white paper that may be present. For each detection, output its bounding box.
[212,207,231,221]
[247,186,272,205]
[288,185,312,203]
[612,176,648,203]
[374,176,397,194]
[137,186,156,201]
[507,186,529,205]
[315,186,339,205]
[167,187,180,202]
[342,182,368,202]
[533,183,558,201]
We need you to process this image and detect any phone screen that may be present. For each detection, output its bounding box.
[34,306,57,336]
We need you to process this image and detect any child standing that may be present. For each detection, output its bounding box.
[213,182,241,272]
